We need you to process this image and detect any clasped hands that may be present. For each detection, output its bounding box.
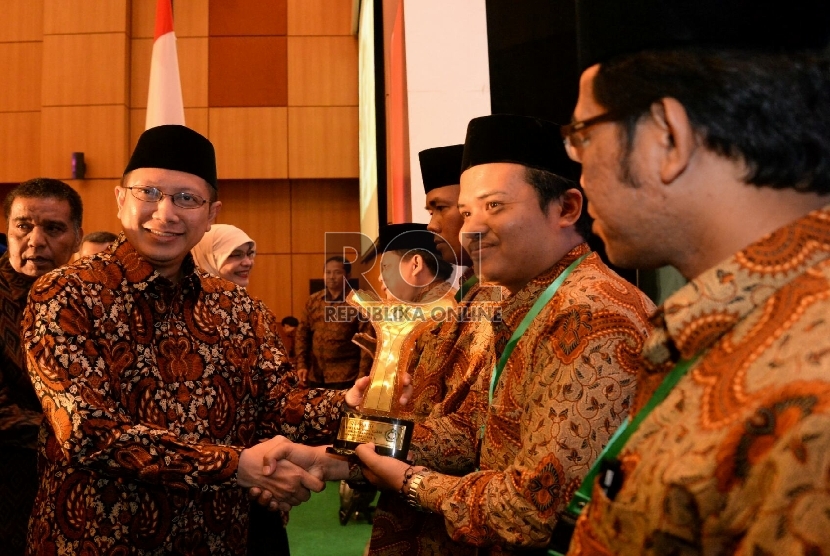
[241,375,416,511]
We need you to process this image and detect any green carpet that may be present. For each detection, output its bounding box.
[287,481,377,556]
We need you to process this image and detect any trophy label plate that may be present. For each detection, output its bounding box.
[339,414,407,451]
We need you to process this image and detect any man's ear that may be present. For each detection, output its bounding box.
[207,200,222,228]
[555,189,584,229]
[650,98,696,184]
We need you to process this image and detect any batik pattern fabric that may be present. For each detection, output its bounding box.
[569,205,830,555]
[413,244,656,554]
[295,288,369,384]
[0,253,39,556]
[22,237,347,555]
[367,280,503,556]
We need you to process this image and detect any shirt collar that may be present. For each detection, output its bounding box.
[111,233,202,294]
[645,204,830,365]
[0,253,36,301]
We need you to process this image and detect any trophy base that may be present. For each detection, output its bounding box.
[329,411,413,461]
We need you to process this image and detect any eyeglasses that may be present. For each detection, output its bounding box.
[226,249,256,261]
[125,186,208,209]
[560,111,622,163]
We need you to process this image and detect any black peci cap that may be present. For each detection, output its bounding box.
[576,0,830,71]
[419,144,464,194]
[361,223,441,264]
[461,114,580,181]
[124,125,218,189]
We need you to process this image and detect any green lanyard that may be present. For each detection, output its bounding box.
[488,253,588,406]
[455,275,479,302]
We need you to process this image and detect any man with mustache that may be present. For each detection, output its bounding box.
[562,1,830,553]
[0,178,83,555]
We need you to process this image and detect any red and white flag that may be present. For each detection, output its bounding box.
[145,0,185,129]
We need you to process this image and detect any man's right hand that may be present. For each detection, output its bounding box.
[296,368,308,386]
[237,436,325,512]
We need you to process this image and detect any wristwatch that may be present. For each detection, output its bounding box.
[406,469,431,510]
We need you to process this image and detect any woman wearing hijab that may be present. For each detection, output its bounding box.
[191,223,256,287]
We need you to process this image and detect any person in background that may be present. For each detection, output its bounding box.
[191,223,256,288]
[0,178,82,556]
[563,1,830,553]
[295,256,369,389]
[77,230,118,258]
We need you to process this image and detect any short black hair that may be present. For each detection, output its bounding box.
[4,178,83,230]
[82,231,118,244]
[395,248,454,282]
[593,48,830,193]
[524,167,593,242]
[281,316,299,327]
[325,255,352,275]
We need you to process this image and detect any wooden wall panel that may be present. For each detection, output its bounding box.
[42,34,128,106]
[43,0,128,34]
[291,253,326,318]
[290,179,360,253]
[245,254,294,319]
[179,38,209,107]
[131,0,155,38]
[130,38,152,107]
[287,107,359,178]
[41,106,128,180]
[0,42,42,112]
[287,0,354,36]
[215,179,292,254]
[287,36,358,106]
[209,0,287,36]
[0,0,43,42]
[208,108,288,178]
[208,37,287,107]
[129,108,209,153]
[70,178,122,236]
[0,112,41,183]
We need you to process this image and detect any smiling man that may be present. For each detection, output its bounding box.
[21,125,368,555]
[563,1,830,554]
[344,114,656,554]
[0,178,82,556]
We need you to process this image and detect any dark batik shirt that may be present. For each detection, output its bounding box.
[23,236,346,555]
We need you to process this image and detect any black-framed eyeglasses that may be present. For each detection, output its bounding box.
[560,111,622,162]
[125,186,208,209]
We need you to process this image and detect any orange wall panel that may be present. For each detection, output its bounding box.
[208,37,287,107]
[208,107,288,179]
[133,0,209,38]
[0,42,42,112]
[179,38,209,107]
[0,0,43,42]
[130,38,152,107]
[287,107,359,178]
[290,179,360,253]
[70,178,123,236]
[215,179,292,254]
[41,106,129,180]
[246,253,294,319]
[287,36,358,106]
[0,112,41,183]
[43,0,128,35]
[287,0,354,36]
[209,0,287,36]
[291,253,326,318]
[42,34,128,107]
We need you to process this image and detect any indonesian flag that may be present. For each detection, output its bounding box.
[145,0,185,129]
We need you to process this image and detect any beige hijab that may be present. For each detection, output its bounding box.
[191,224,255,277]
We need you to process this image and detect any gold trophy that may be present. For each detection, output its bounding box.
[328,289,456,460]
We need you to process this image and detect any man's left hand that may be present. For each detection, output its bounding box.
[354,442,424,492]
[345,372,413,410]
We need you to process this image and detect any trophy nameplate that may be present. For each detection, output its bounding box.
[329,289,456,460]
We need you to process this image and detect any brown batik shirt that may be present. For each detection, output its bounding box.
[22,237,347,555]
[569,206,830,555]
[411,244,656,554]
[0,253,39,449]
[296,288,368,384]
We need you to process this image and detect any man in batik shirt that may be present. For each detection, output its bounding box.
[0,178,82,556]
[276,115,654,554]
[296,255,369,389]
[22,126,366,555]
[560,1,830,554]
